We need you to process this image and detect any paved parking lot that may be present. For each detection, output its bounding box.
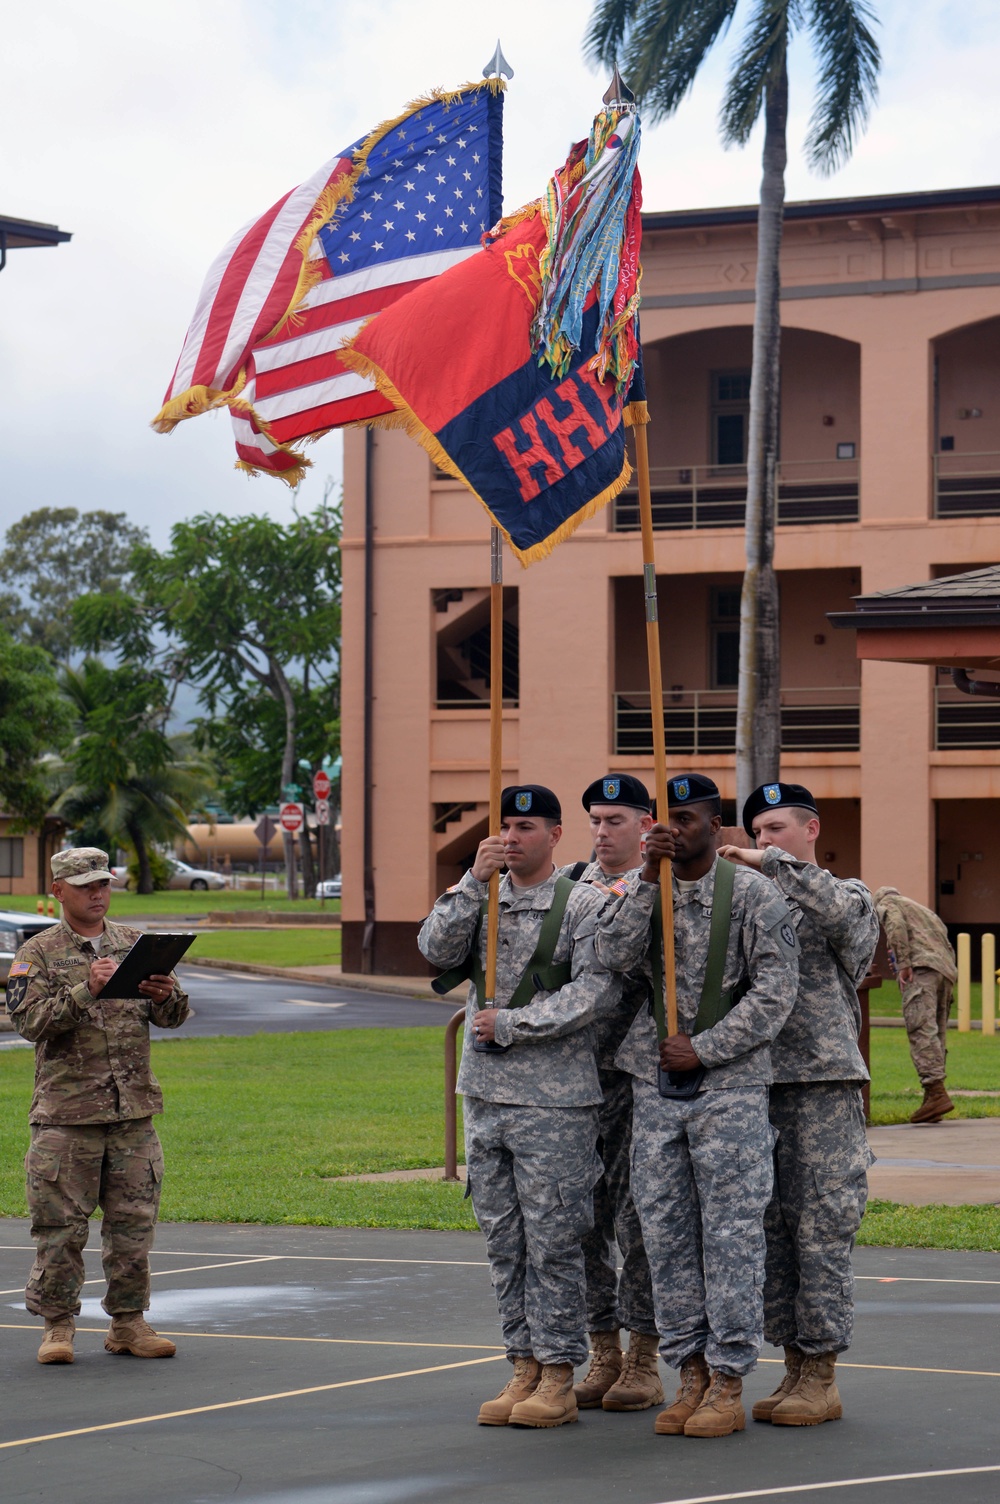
[2,1218,999,1504]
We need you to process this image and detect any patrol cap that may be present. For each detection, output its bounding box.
[51,847,114,886]
[666,773,720,812]
[500,784,562,821]
[582,773,652,814]
[742,782,819,835]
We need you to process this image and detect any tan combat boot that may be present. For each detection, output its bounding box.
[683,1370,745,1438]
[105,1313,176,1358]
[771,1352,842,1426]
[752,1346,805,1422]
[477,1356,540,1425]
[37,1315,75,1365]
[602,1332,665,1411]
[654,1351,710,1434]
[573,1331,623,1408]
[910,1081,955,1124]
[508,1362,578,1428]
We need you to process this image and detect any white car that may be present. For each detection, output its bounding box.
[111,860,227,892]
[315,876,342,899]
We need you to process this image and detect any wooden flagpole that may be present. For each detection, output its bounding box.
[484,524,504,1007]
[635,422,678,1034]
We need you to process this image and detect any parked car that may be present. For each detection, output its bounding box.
[0,909,60,986]
[110,859,227,892]
[315,876,342,900]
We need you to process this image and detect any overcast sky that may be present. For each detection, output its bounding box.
[2,0,997,547]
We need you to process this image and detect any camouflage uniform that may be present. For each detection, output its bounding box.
[570,861,655,1337]
[874,888,957,1086]
[6,917,189,1318]
[596,859,799,1375]
[758,849,879,1356]
[418,867,618,1367]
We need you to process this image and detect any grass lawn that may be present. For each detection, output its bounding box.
[868,979,987,1020]
[1,891,340,919]
[2,1027,998,1245]
[187,929,342,968]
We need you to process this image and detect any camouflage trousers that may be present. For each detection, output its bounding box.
[24,1117,164,1319]
[902,968,953,1085]
[764,1083,871,1355]
[581,1068,656,1335]
[464,1095,600,1367]
[631,1081,773,1376]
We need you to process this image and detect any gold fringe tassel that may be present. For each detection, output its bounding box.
[340,344,632,568]
[624,399,649,428]
[152,77,506,448]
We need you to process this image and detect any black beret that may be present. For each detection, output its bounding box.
[742,781,819,834]
[500,784,562,821]
[666,773,720,808]
[582,773,652,813]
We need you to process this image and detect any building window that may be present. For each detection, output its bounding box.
[710,588,741,688]
[711,370,751,467]
[0,838,24,879]
[434,587,519,707]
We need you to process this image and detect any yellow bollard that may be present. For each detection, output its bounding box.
[957,933,971,1031]
[982,935,996,1036]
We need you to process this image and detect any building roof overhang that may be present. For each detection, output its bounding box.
[829,566,1000,667]
[0,214,72,255]
[642,183,1000,233]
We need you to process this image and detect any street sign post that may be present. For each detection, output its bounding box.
[313,769,331,801]
[254,814,278,899]
[279,802,304,835]
[315,799,330,826]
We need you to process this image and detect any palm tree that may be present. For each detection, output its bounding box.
[53,659,212,894]
[586,1,880,814]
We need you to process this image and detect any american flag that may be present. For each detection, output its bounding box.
[154,82,504,481]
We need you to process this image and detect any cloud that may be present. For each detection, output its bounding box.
[0,0,996,543]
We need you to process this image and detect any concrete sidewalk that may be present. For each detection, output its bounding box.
[186,954,458,1001]
[868,1117,1000,1205]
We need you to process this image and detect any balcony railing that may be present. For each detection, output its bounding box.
[613,458,859,532]
[935,685,1000,749]
[933,452,1000,518]
[614,687,861,757]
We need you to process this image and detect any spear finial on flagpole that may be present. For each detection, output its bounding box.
[483,40,514,80]
[603,65,635,109]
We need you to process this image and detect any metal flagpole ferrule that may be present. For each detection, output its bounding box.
[644,562,658,622]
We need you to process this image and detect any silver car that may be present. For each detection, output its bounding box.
[111,860,227,892]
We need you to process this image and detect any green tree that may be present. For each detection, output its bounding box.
[0,629,72,829]
[0,508,148,662]
[53,658,212,894]
[129,501,341,898]
[586,0,880,814]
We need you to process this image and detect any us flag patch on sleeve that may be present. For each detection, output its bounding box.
[8,961,32,977]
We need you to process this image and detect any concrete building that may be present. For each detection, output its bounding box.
[341,184,1000,974]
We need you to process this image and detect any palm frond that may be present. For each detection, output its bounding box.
[720,0,795,146]
[588,0,740,123]
[803,0,880,173]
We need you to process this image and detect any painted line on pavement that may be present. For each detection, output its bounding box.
[0,1323,502,1350]
[0,1353,506,1451]
[651,1464,1000,1503]
[281,998,347,1009]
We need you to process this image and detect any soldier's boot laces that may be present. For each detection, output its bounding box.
[105,1313,176,1359]
[602,1332,665,1411]
[683,1370,745,1438]
[508,1362,578,1428]
[752,1346,805,1422]
[910,1080,955,1125]
[771,1352,842,1426]
[573,1331,623,1408]
[38,1315,75,1365]
[654,1352,710,1434]
[477,1356,540,1425]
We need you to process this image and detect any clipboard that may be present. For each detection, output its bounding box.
[98,932,196,1000]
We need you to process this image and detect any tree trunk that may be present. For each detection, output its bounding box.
[128,820,154,895]
[735,58,787,822]
[298,821,315,897]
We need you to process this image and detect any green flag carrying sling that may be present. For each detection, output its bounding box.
[650,857,748,1099]
[431,874,578,1052]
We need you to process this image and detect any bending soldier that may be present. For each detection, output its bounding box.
[720,783,879,1426]
[569,774,662,1413]
[418,785,619,1430]
[872,886,957,1123]
[6,848,189,1365]
[595,774,799,1439]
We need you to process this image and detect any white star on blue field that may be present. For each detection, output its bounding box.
[317,92,494,274]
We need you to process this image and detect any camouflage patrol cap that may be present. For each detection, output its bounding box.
[51,847,114,886]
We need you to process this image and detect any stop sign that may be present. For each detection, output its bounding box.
[313,769,331,800]
[279,802,304,834]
